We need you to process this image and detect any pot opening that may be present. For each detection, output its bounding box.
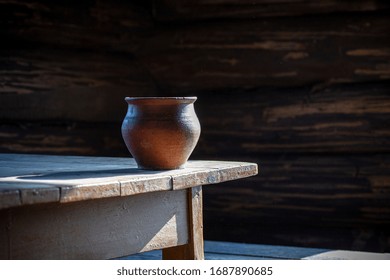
[125,97,197,105]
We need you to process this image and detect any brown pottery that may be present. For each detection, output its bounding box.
[121,97,201,170]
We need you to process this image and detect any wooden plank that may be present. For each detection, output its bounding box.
[205,219,390,254]
[0,187,20,209]
[20,187,60,205]
[172,161,258,190]
[0,0,152,52]
[0,154,258,208]
[0,1,156,122]
[1,189,189,259]
[0,49,157,122]
[139,13,390,93]
[0,181,61,207]
[163,186,204,259]
[204,241,329,260]
[0,121,127,156]
[60,182,121,203]
[195,82,390,154]
[0,153,136,166]
[303,250,390,260]
[203,253,270,260]
[1,6,389,124]
[202,154,390,252]
[115,250,162,260]
[204,154,390,228]
[122,250,270,260]
[116,240,390,260]
[120,176,172,196]
[1,83,389,156]
[188,186,205,259]
[153,0,390,21]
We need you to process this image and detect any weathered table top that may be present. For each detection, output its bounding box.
[0,153,258,210]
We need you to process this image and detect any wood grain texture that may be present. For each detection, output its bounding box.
[0,0,157,122]
[303,250,390,260]
[203,154,390,252]
[139,13,390,93]
[188,186,204,259]
[0,187,20,209]
[0,0,153,52]
[0,189,189,259]
[0,49,157,122]
[194,82,390,155]
[1,82,389,155]
[0,122,127,155]
[153,0,390,21]
[0,153,257,209]
[1,3,389,122]
[204,154,390,227]
[163,186,204,259]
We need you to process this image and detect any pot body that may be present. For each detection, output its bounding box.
[121,97,201,170]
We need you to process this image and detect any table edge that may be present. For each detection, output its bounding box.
[0,154,258,209]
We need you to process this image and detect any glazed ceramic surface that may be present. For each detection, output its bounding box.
[121,97,201,170]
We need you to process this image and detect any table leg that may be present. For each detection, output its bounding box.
[162,185,204,260]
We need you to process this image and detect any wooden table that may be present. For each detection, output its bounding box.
[0,153,257,260]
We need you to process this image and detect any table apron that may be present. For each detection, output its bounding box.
[0,188,192,259]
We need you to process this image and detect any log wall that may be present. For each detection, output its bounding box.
[1,0,389,252]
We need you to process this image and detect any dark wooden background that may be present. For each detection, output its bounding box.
[1,0,389,252]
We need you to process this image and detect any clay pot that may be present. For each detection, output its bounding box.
[121,97,201,170]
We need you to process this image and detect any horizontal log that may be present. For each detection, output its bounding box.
[0,49,157,122]
[153,0,390,21]
[1,2,389,95]
[194,82,390,154]
[1,82,389,154]
[204,220,390,253]
[0,0,153,52]
[0,122,127,156]
[204,154,390,227]
[139,12,390,93]
[202,154,390,252]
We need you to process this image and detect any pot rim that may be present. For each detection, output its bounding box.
[125,96,197,104]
